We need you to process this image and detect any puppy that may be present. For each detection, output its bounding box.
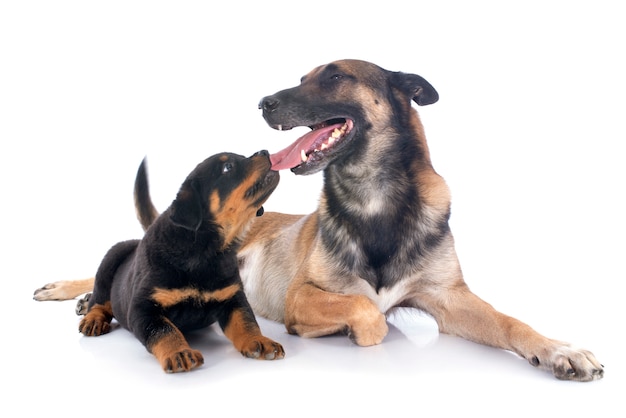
[78,151,283,373]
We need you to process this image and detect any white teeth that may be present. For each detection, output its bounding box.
[277,124,283,131]
[298,122,348,163]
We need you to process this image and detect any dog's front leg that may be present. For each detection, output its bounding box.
[220,304,285,360]
[285,282,388,346]
[144,317,204,373]
[420,285,604,381]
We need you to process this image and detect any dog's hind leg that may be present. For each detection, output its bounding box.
[79,240,139,336]
[79,301,114,336]
[33,278,95,301]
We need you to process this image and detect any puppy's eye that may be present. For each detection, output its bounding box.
[330,74,344,81]
[222,162,233,173]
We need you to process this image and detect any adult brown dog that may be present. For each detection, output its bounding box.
[35,59,602,381]
[69,151,283,372]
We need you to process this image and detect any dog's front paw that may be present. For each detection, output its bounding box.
[347,295,389,346]
[78,303,113,336]
[239,336,285,360]
[160,349,204,373]
[348,314,388,346]
[530,343,604,382]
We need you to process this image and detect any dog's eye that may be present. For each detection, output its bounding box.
[330,74,344,81]
[222,162,233,174]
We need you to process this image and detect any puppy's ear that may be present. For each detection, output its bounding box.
[389,71,439,106]
[170,179,203,231]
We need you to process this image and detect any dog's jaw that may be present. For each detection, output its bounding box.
[269,119,355,175]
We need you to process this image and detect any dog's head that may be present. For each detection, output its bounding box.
[259,59,438,175]
[170,150,279,248]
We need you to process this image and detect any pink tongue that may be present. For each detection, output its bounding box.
[269,123,343,171]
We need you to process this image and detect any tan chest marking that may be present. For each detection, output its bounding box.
[151,283,240,308]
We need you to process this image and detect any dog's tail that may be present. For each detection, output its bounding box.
[134,157,159,231]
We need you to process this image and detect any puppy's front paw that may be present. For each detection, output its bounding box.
[161,349,204,373]
[240,336,285,360]
[78,303,113,336]
[530,343,604,382]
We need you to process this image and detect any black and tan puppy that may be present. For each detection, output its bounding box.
[78,150,283,373]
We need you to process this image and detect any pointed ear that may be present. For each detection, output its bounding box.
[389,71,439,106]
[170,179,204,231]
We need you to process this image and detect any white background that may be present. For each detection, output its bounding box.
[1,1,623,416]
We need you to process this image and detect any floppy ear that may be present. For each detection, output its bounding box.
[170,179,204,231]
[389,71,439,106]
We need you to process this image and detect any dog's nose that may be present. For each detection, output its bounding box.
[252,150,269,158]
[259,96,279,112]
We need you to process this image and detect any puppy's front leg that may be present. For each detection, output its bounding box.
[221,300,285,360]
[285,282,389,346]
[145,317,204,373]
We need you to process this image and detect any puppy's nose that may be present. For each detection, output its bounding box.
[259,96,279,112]
[252,150,269,158]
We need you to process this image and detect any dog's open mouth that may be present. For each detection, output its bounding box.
[269,118,354,173]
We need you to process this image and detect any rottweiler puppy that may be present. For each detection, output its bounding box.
[78,150,284,373]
